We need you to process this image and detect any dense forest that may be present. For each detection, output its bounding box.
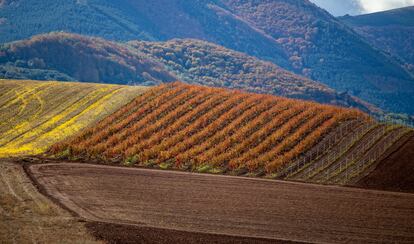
[0,0,413,114]
[0,32,373,112]
[0,33,177,84]
[220,0,414,115]
[340,6,414,75]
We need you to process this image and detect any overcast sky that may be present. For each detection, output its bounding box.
[309,0,414,16]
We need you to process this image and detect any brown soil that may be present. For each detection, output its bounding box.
[29,163,414,244]
[357,132,414,193]
[0,160,99,243]
[85,221,295,244]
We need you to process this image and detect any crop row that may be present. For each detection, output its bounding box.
[53,83,367,173]
[0,79,147,157]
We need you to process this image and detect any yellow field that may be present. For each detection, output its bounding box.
[0,79,148,158]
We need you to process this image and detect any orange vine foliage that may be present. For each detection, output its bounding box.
[51,82,369,174]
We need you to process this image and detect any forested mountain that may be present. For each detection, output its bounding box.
[340,6,414,74]
[0,32,374,112]
[219,0,414,115]
[0,33,178,84]
[128,39,366,106]
[0,0,289,68]
[0,0,413,114]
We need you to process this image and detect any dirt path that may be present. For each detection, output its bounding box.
[0,160,99,243]
[29,163,414,244]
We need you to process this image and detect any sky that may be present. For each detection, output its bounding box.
[309,0,414,16]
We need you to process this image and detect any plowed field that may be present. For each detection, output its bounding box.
[29,163,414,244]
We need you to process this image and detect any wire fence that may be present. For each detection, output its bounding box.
[275,118,412,184]
[275,120,376,179]
[336,126,410,184]
[300,123,385,182]
[321,124,405,184]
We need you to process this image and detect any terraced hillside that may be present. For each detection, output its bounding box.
[51,82,370,175]
[0,79,147,157]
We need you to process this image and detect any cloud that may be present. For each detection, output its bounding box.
[358,0,414,13]
[310,0,414,16]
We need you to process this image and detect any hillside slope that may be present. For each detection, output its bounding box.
[0,33,372,110]
[51,82,411,183]
[340,6,414,74]
[128,38,367,107]
[220,0,414,115]
[0,0,413,114]
[51,82,369,175]
[0,0,289,68]
[0,33,177,85]
[356,132,414,193]
[0,79,147,157]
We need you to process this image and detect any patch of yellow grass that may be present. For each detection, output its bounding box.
[0,79,148,157]
[0,160,101,243]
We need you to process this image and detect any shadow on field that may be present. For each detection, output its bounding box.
[356,132,414,193]
[85,222,298,244]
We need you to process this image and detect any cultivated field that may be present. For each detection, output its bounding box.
[29,162,414,244]
[51,82,412,184]
[0,160,99,243]
[0,79,147,157]
[1,79,413,243]
[51,82,368,175]
[1,79,410,186]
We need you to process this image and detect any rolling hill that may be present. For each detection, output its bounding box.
[0,0,289,68]
[0,0,413,114]
[0,33,373,110]
[0,33,177,85]
[1,79,412,192]
[340,6,414,74]
[50,82,412,183]
[0,79,147,157]
[219,0,414,115]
